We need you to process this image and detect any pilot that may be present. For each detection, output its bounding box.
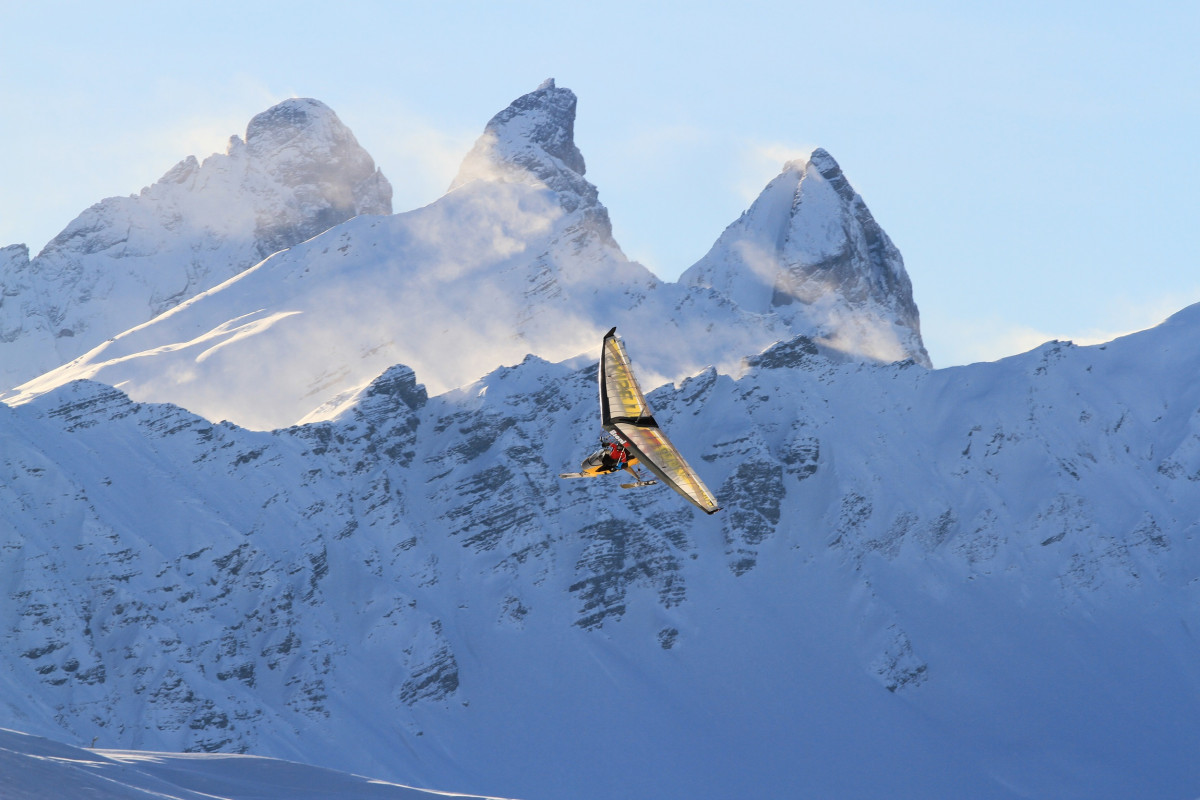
[601,440,629,473]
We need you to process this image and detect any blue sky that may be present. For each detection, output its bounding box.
[2,1,1197,366]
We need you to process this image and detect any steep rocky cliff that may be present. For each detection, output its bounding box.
[4,305,1200,798]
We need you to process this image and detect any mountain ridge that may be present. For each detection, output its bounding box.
[0,727,517,800]
[0,98,392,391]
[3,304,1200,797]
[3,81,928,429]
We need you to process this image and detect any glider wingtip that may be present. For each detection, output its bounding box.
[604,326,617,339]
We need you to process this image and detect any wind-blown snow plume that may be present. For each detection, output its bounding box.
[4,82,802,428]
[0,98,391,391]
[450,79,612,236]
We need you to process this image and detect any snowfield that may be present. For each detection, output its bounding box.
[0,728,515,799]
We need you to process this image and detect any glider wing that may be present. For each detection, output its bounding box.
[599,327,720,515]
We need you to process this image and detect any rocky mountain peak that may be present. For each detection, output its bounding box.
[245,98,341,150]
[682,147,931,367]
[806,146,840,178]
[449,80,601,218]
[242,98,389,206]
[447,80,617,251]
[0,98,394,392]
[237,98,393,257]
[0,242,29,271]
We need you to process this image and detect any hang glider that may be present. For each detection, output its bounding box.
[560,327,720,515]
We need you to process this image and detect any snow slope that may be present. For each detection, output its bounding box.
[3,304,1200,799]
[0,98,391,391]
[0,727,515,799]
[3,81,925,430]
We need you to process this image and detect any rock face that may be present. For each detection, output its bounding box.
[241,98,393,257]
[0,98,391,390]
[4,306,1200,799]
[451,78,615,246]
[682,147,930,367]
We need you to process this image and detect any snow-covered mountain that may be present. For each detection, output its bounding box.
[3,81,925,430]
[4,300,1200,798]
[682,147,930,367]
[450,78,615,246]
[9,78,1196,800]
[0,98,392,391]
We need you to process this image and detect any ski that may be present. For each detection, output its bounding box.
[620,480,657,489]
[559,472,588,479]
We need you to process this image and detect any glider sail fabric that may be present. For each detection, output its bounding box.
[600,327,720,515]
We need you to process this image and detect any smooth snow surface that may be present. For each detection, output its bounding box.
[0,728,514,799]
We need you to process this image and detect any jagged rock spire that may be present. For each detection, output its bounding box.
[237,98,393,257]
[682,148,931,367]
[450,79,585,191]
[448,80,614,244]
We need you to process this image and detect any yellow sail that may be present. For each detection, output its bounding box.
[600,327,720,515]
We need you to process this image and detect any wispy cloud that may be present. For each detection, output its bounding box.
[129,76,284,180]
[735,140,817,205]
[368,113,479,208]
